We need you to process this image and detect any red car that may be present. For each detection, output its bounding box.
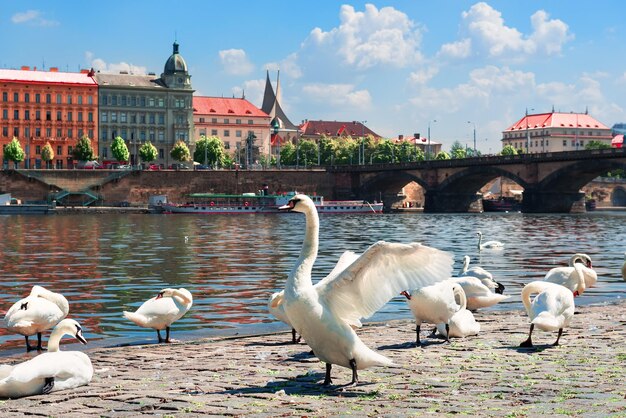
[146,164,161,171]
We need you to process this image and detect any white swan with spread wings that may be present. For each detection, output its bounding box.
[278,194,453,387]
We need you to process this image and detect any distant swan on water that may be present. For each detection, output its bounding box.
[476,231,504,250]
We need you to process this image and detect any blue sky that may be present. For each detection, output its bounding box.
[2,1,625,153]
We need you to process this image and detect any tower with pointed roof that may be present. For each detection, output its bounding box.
[261,70,297,131]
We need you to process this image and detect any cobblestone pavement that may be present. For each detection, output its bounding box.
[1,301,625,417]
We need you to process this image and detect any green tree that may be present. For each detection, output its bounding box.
[279,142,296,166]
[396,141,425,162]
[193,135,226,168]
[111,136,130,162]
[72,136,95,161]
[450,141,467,158]
[170,140,190,163]
[41,142,55,169]
[4,137,25,168]
[139,141,158,164]
[318,136,337,165]
[500,144,518,156]
[435,151,451,160]
[584,140,612,150]
[297,139,319,167]
[372,139,395,163]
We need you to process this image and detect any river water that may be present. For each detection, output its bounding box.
[1,211,624,353]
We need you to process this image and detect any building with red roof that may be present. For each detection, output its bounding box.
[502,111,612,153]
[0,66,98,168]
[299,119,381,141]
[193,96,270,164]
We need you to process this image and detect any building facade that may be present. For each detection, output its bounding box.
[502,111,613,153]
[95,42,194,167]
[193,96,270,164]
[0,66,98,169]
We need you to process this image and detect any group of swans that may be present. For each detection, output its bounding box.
[1,285,192,398]
[277,194,454,387]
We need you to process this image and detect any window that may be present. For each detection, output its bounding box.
[36,94,41,103]
[24,93,30,103]
[224,119,229,124]
[571,140,576,147]
[158,98,164,107]
[158,131,164,142]
[68,128,73,138]
[121,128,127,139]
[36,110,41,120]
[13,127,18,137]
[57,111,62,121]
[2,109,7,120]
[211,129,218,136]
[236,119,241,124]
[35,128,41,137]
[140,114,146,124]
[2,92,6,102]
[121,96,127,106]
[56,128,62,137]
[562,139,567,146]
[68,146,72,154]
[149,130,155,141]
[199,117,205,123]
[101,128,108,140]
[140,130,146,140]
[57,146,62,155]
[224,130,230,137]
[580,140,584,147]
[130,114,136,123]
[2,126,7,137]
[88,96,93,105]
[111,95,117,106]
[14,110,19,120]
[248,120,253,125]
[149,114,155,124]
[102,148,108,158]
[67,112,72,122]
[78,112,83,122]
[46,111,51,121]
[158,114,164,125]
[140,97,146,107]
[36,145,41,154]
[56,94,62,104]
[78,95,83,105]
[211,118,217,123]
[120,112,127,123]
[224,142,230,150]
[78,129,83,138]
[236,130,242,137]
[130,96,136,106]
[46,94,51,104]
[148,98,155,107]
[67,95,72,104]
[46,128,51,137]
[24,127,30,138]
[159,148,164,159]
[88,129,94,138]
[101,112,108,123]
[14,92,19,102]
[24,110,30,120]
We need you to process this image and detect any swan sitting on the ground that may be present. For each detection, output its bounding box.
[4,285,69,352]
[124,288,193,343]
[476,231,504,250]
[458,255,505,294]
[401,281,465,346]
[268,251,360,343]
[0,319,92,398]
[519,281,575,348]
[278,194,453,387]
[544,254,594,296]
[435,288,480,339]
[447,276,510,310]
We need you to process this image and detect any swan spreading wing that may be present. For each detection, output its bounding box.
[316,241,454,326]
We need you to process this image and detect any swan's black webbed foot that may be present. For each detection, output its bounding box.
[552,328,563,346]
[322,363,333,386]
[42,377,55,394]
[520,324,534,348]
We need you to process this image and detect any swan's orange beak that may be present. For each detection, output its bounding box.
[279,199,296,211]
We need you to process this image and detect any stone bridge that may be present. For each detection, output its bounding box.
[1,148,625,212]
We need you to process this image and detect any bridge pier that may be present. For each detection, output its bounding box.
[522,190,586,213]
[423,191,483,213]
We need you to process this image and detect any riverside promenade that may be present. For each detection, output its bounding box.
[1,301,624,417]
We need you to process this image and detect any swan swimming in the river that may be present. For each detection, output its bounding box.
[0,319,92,398]
[447,276,510,310]
[124,288,193,343]
[278,194,453,387]
[401,281,466,346]
[458,255,505,294]
[544,254,595,295]
[476,231,504,250]
[4,285,69,352]
[520,281,575,348]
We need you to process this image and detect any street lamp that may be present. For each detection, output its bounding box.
[427,119,437,160]
[525,108,534,154]
[467,121,476,156]
[271,119,280,169]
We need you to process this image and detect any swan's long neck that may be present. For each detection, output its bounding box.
[461,256,470,274]
[573,263,586,295]
[453,284,467,310]
[288,204,319,292]
[477,234,482,249]
[172,289,192,306]
[36,288,69,316]
[521,282,542,314]
[46,327,68,352]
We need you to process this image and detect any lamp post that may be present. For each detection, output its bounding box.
[525,108,534,154]
[427,119,437,160]
[467,121,476,156]
[271,119,280,169]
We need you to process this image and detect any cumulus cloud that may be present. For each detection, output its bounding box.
[440,2,572,61]
[85,51,147,75]
[408,66,440,85]
[264,53,302,79]
[218,49,254,76]
[303,4,423,69]
[302,83,372,108]
[231,78,267,108]
[11,9,59,27]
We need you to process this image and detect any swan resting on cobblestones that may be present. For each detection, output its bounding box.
[447,276,510,310]
[0,319,92,398]
[124,288,193,343]
[278,194,453,387]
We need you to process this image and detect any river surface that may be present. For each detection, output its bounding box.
[1,211,625,354]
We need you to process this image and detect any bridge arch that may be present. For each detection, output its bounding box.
[611,186,626,206]
[359,171,428,210]
[538,160,626,192]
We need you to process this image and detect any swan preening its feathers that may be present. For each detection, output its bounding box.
[476,231,504,250]
[0,319,92,398]
[278,194,454,386]
[520,281,575,348]
[123,288,193,343]
[4,285,69,352]
[544,253,596,296]
[459,255,505,294]
[447,276,510,310]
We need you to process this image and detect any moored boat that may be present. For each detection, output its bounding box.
[482,196,521,212]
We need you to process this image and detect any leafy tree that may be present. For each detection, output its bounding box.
[170,140,190,163]
[4,137,25,168]
[435,151,451,160]
[584,140,612,150]
[111,136,130,162]
[318,136,337,165]
[279,142,296,166]
[139,141,158,163]
[500,144,518,156]
[73,136,95,161]
[297,139,319,167]
[450,141,467,159]
[372,139,395,163]
[396,141,424,162]
[193,135,226,168]
[41,142,54,169]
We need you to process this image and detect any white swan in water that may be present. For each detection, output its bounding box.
[544,254,595,295]
[279,194,453,387]
[435,288,480,339]
[0,319,92,398]
[458,255,505,294]
[4,285,69,351]
[124,288,193,343]
[476,231,504,250]
[268,251,360,343]
[520,281,575,348]
[401,281,466,346]
[447,276,510,310]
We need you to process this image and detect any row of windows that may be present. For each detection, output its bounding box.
[2,126,94,139]
[100,128,166,143]
[2,91,95,105]
[504,130,605,139]
[101,147,166,160]
[198,129,252,138]
[509,139,592,149]
[2,109,94,122]
[100,111,165,125]
[198,118,255,125]
[100,95,189,108]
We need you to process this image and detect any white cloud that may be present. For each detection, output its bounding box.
[218,49,254,76]
[264,53,302,79]
[438,38,472,59]
[11,10,59,27]
[408,66,439,85]
[302,83,371,108]
[85,51,147,75]
[303,4,423,69]
[231,79,266,108]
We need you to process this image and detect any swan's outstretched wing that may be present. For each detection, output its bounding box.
[314,251,360,287]
[316,242,454,325]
